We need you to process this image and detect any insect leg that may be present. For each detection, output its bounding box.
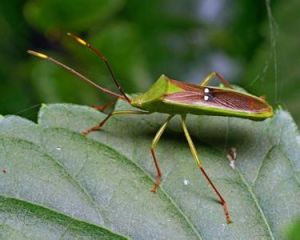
[91,98,118,111]
[82,110,150,135]
[150,115,174,193]
[181,115,232,224]
[199,71,233,89]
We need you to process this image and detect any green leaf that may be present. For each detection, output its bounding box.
[284,218,300,240]
[0,197,126,240]
[1,102,300,239]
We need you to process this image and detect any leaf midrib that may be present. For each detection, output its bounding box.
[1,128,203,240]
[0,194,126,239]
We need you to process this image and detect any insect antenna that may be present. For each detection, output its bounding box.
[27,50,127,101]
[67,32,131,103]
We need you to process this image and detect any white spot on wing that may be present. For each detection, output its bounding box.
[204,95,209,101]
[204,88,210,93]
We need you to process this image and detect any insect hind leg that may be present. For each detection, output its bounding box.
[181,115,232,224]
[199,71,233,89]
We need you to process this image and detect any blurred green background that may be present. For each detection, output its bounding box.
[0,0,299,127]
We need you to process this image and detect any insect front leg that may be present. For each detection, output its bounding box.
[150,115,174,193]
[82,110,150,136]
[181,115,232,224]
[91,98,118,111]
[199,71,233,89]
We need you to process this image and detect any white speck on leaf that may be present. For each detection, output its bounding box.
[227,147,236,169]
[183,179,189,185]
[229,161,235,169]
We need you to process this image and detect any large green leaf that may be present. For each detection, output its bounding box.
[0,102,299,239]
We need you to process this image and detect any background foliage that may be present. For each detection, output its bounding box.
[1,0,300,127]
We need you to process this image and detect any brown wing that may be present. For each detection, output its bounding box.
[211,89,269,112]
[163,91,204,103]
[164,87,269,113]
